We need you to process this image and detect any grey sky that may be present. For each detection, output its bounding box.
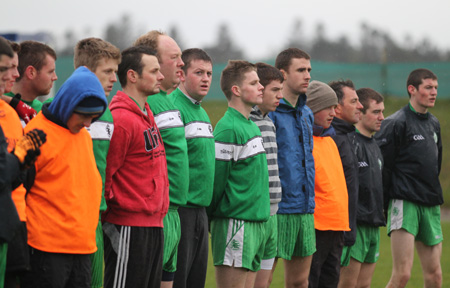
[2,0,450,60]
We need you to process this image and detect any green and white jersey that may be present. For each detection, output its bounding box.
[210,107,270,222]
[171,88,215,207]
[147,90,189,206]
[87,108,114,212]
[5,92,43,112]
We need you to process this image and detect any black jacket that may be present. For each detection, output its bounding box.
[355,133,385,227]
[375,104,443,206]
[0,125,21,243]
[331,117,359,246]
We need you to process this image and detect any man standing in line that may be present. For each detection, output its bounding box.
[307,81,350,288]
[328,80,363,269]
[170,48,215,288]
[7,41,57,112]
[73,37,121,288]
[208,60,269,288]
[102,46,169,288]
[375,69,443,288]
[133,31,190,288]
[22,66,107,288]
[246,62,283,288]
[268,48,315,288]
[338,88,385,288]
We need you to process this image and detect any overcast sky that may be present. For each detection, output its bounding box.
[2,0,450,60]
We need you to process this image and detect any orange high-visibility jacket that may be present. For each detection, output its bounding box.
[312,135,350,231]
[25,112,101,254]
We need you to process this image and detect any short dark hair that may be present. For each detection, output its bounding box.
[17,41,56,81]
[220,60,256,101]
[275,48,310,71]
[6,40,20,53]
[0,36,14,58]
[255,62,284,88]
[356,88,384,114]
[118,45,157,87]
[181,48,212,73]
[328,79,355,104]
[406,68,437,97]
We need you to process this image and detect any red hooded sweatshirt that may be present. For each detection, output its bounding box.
[103,91,169,227]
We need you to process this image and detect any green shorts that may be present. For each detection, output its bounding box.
[261,215,278,260]
[341,224,380,266]
[211,218,265,272]
[277,213,316,260]
[388,199,443,246]
[90,219,104,288]
[0,243,7,288]
[163,207,181,273]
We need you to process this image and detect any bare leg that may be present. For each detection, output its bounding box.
[356,262,376,288]
[338,257,362,288]
[215,265,249,288]
[385,229,415,288]
[284,255,312,288]
[416,241,442,288]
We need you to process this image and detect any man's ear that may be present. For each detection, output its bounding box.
[280,69,287,81]
[407,84,416,97]
[231,85,240,97]
[179,70,186,82]
[25,66,36,79]
[127,69,138,84]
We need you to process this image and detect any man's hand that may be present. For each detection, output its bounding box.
[12,129,47,169]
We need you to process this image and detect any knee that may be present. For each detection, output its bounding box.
[424,267,442,287]
[390,270,411,288]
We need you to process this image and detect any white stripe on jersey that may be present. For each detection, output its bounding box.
[215,136,265,161]
[113,226,130,288]
[154,110,184,130]
[185,121,213,139]
[86,121,114,141]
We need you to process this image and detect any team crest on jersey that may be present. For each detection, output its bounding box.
[144,127,161,152]
[178,111,182,120]
[208,124,213,134]
[433,132,438,144]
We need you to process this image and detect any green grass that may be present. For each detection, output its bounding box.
[204,221,450,287]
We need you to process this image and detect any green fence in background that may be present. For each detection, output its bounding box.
[54,57,450,100]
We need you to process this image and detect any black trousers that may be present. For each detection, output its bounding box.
[103,223,164,288]
[308,230,344,288]
[173,207,209,288]
[21,248,91,288]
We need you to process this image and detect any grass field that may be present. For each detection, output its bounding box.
[203,218,450,287]
[201,97,450,287]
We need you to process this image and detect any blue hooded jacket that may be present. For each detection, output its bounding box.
[48,67,107,125]
[269,94,315,214]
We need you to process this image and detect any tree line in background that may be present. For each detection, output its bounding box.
[58,14,450,64]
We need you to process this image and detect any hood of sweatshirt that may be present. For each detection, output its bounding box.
[109,91,153,124]
[48,67,107,125]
